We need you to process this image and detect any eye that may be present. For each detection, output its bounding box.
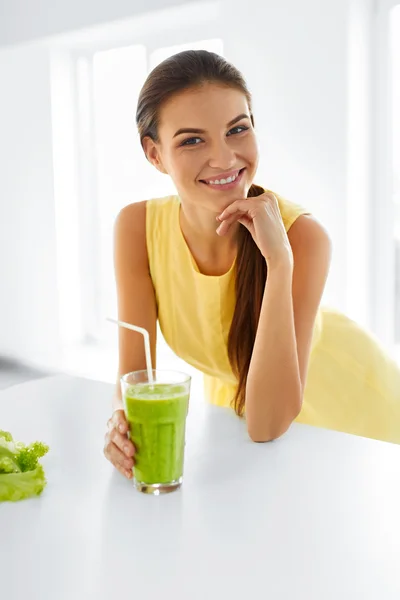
[227,125,249,136]
[180,137,203,146]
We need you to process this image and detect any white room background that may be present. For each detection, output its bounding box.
[0,0,399,386]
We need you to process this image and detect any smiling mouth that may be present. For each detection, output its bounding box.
[200,168,245,187]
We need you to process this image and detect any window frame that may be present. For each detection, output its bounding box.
[370,0,399,352]
[51,3,223,346]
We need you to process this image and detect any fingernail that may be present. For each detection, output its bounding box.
[119,424,124,433]
[124,445,131,455]
[216,224,222,234]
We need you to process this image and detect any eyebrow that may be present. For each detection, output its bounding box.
[172,113,250,138]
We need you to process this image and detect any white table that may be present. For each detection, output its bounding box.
[1,375,400,600]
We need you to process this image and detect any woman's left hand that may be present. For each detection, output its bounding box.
[216,191,293,269]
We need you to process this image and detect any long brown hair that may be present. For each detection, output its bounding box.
[136,50,267,417]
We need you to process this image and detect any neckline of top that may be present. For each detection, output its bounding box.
[173,197,236,280]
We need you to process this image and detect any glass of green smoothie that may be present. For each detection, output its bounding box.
[120,370,191,495]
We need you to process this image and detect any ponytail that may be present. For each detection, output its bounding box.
[227,184,267,416]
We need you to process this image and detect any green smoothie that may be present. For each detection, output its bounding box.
[123,383,189,485]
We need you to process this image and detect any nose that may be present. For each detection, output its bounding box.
[208,138,236,171]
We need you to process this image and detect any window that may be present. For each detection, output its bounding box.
[391,5,400,354]
[53,36,223,382]
[371,0,400,364]
[90,38,224,343]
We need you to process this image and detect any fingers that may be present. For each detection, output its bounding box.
[109,426,135,457]
[104,442,134,479]
[217,192,275,223]
[217,199,250,221]
[216,211,252,236]
[238,216,253,229]
[111,408,129,435]
[104,409,136,480]
[216,218,234,236]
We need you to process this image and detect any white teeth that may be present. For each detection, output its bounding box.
[207,171,240,185]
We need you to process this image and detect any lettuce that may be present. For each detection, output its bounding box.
[0,430,49,502]
[0,465,47,502]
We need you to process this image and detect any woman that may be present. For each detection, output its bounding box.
[104,50,400,479]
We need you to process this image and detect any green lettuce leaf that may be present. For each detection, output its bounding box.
[0,430,13,442]
[0,430,49,502]
[0,464,47,502]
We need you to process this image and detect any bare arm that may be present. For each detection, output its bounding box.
[111,201,158,411]
[245,215,332,442]
[104,200,157,478]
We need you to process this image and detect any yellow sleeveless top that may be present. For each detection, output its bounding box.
[146,192,400,444]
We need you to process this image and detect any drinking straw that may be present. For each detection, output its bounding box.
[106,317,154,384]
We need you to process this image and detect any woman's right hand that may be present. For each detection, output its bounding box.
[104,409,136,479]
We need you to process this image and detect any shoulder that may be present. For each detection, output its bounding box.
[114,195,179,271]
[265,188,312,233]
[287,213,332,282]
[115,200,147,235]
[114,201,148,272]
[145,194,179,214]
[263,187,332,256]
[144,194,180,233]
[115,195,178,232]
[288,213,332,256]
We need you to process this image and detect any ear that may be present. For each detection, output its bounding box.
[142,136,167,174]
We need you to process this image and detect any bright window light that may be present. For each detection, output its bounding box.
[149,38,223,70]
[390,5,400,352]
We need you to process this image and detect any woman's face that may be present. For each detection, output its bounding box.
[143,82,259,214]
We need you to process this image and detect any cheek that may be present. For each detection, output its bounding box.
[243,135,259,162]
[250,148,259,170]
[229,134,258,167]
[161,150,186,181]
[174,151,203,181]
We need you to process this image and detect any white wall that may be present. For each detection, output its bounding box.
[224,0,351,312]
[0,43,61,368]
[0,0,190,47]
[346,0,375,330]
[0,0,379,369]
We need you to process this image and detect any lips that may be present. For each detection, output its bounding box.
[200,168,245,185]
[199,167,246,191]
[200,168,242,184]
